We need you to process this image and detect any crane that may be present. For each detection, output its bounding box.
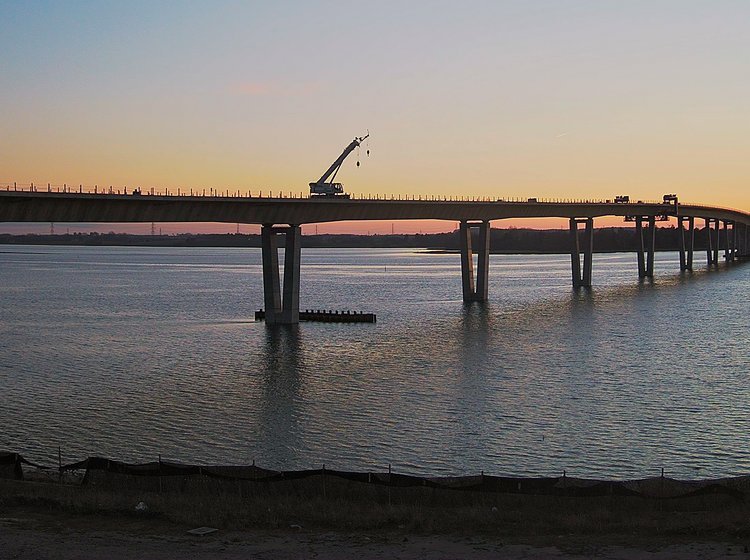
[309,133,369,198]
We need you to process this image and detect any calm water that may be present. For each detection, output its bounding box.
[1,245,748,479]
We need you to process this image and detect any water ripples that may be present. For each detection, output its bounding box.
[1,245,749,479]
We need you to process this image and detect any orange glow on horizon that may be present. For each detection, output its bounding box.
[0,216,685,236]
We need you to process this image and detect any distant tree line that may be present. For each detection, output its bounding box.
[0,226,722,253]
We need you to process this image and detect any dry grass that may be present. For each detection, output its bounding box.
[2,476,749,540]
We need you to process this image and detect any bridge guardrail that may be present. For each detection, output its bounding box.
[0,182,688,206]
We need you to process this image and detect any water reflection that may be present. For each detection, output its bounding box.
[451,303,496,466]
[459,302,493,359]
[254,325,304,467]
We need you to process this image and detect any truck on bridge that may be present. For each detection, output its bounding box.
[309,133,369,198]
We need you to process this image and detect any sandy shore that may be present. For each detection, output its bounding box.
[1,509,747,560]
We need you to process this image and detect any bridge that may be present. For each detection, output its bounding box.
[2,187,749,324]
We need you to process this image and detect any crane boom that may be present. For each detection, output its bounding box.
[309,133,369,198]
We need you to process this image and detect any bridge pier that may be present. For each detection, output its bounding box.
[705,218,720,266]
[460,220,490,302]
[736,222,741,259]
[261,224,301,324]
[569,218,593,288]
[722,220,732,262]
[636,216,656,278]
[678,216,694,271]
[728,221,737,262]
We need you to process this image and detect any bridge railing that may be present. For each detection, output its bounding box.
[1,182,679,206]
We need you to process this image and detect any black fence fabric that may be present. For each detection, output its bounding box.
[0,452,24,480]
[5,451,750,500]
[0,452,50,480]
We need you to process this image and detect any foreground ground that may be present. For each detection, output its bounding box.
[2,510,748,560]
[3,478,750,559]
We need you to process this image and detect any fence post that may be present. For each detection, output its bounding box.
[322,464,327,500]
[388,464,392,507]
[659,467,665,512]
[58,445,62,482]
[158,454,163,493]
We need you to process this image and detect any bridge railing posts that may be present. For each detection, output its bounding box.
[569,217,593,288]
[460,220,490,302]
[261,224,302,324]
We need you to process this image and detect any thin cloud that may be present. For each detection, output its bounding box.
[229,81,322,97]
[232,82,275,96]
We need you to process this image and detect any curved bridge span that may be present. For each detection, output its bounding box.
[2,190,749,324]
[0,190,748,225]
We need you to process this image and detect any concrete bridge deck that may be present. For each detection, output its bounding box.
[2,189,749,324]
[1,190,749,226]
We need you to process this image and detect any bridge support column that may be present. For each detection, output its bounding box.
[722,221,732,262]
[713,219,721,265]
[678,216,694,271]
[460,220,490,302]
[705,218,719,266]
[569,218,593,288]
[636,216,655,278]
[261,224,301,324]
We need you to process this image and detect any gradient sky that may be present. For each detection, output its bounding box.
[1,1,748,234]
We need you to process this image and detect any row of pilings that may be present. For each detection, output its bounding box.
[258,219,749,324]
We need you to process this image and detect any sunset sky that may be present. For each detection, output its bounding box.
[2,1,748,234]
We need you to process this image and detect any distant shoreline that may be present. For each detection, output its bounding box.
[0,227,708,254]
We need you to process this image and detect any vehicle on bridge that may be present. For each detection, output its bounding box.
[614,195,630,203]
[309,133,369,198]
